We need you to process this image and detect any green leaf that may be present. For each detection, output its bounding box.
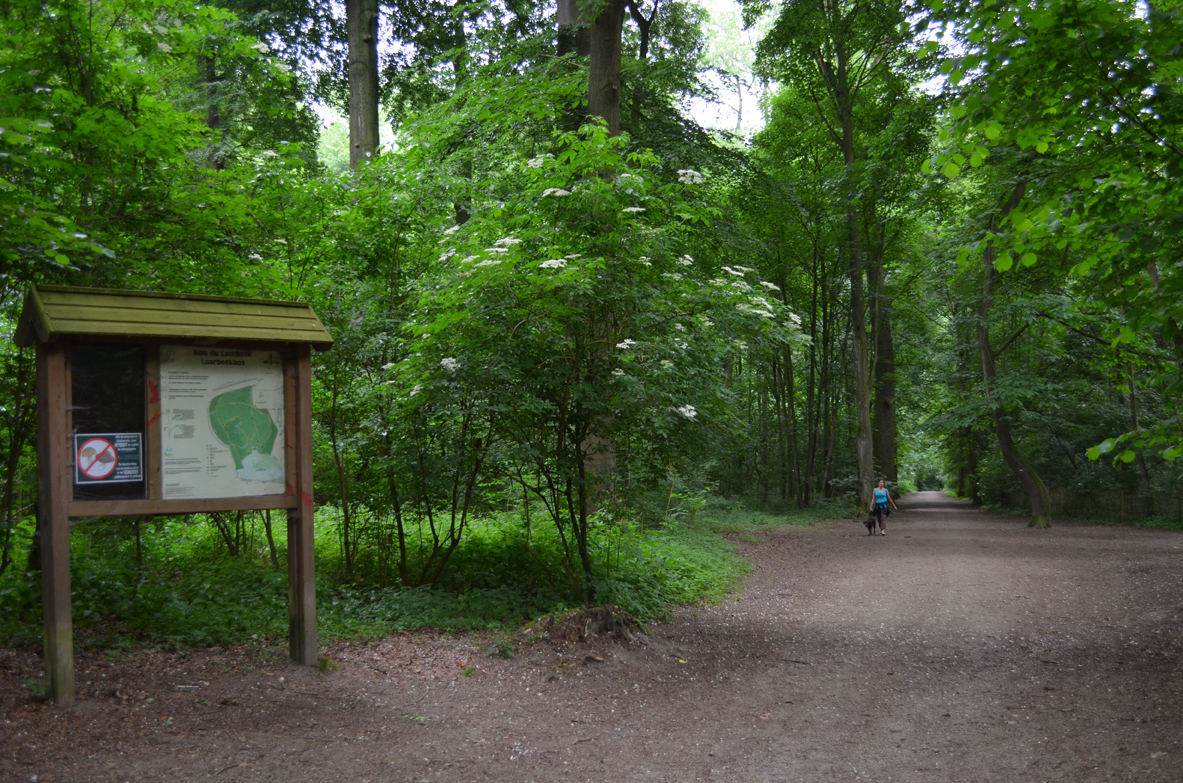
[994,253,1013,271]
[1020,252,1037,266]
[1035,141,1049,153]
[1086,446,1101,461]
[1119,449,1136,463]
[940,161,961,178]
[984,122,1002,140]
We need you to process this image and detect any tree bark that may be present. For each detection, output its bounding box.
[347,0,380,169]
[869,257,897,484]
[557,0,591,57]
[818,34,875,512]
[587,0,627,135]
[978,181,1052,528]
[841,135,874,513]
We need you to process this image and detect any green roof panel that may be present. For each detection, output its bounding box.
[14,286,333,350]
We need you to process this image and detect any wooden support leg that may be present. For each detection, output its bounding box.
[287,503,317,665]
[287,345,317,666]
[37,343,74,703]
[41,504,74,702]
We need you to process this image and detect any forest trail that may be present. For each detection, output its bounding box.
[4,491,1183,782]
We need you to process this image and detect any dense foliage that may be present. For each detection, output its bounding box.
[1,0,1181,648]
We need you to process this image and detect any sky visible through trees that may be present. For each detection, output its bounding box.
[1,0,1181,620]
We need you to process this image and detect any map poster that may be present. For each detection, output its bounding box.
[159,346,286,499]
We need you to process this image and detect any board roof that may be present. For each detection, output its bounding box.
[14,285,333,349]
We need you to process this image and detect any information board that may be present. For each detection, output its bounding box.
[159,346,286,499]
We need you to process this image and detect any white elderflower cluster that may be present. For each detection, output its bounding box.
[737,302,775,319]
[248,253,263,261]
[409,383,424,397]
[676,404,697,419]
[444,225,461,236]
[760,280,780,291]
[639,256,652,266]
[679,255,693,266]
[660,360,674,369]
[494,237,521,246]
[621,206,646,214]
[722,266,746,277]
[662,272,683,281]
[616,339,636,350]
[674,323,686,332]
[787,312,802,326]
[540,259,566,269]
[677,169,704,185]
[439,248,457,262]
[542,187,571,197]
[440,358,459,373]
[526,154,552,169]
[475,259,502,267]
[612,368,626,376]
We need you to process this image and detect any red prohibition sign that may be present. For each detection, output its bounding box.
[78,437,118,480]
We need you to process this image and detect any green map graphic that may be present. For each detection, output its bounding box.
[208,387,279,473]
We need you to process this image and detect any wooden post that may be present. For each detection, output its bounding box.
[36,342,74,703]
[287,344,317,665]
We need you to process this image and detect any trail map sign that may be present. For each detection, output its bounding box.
[160,346,286,498]
[15,285,333,704]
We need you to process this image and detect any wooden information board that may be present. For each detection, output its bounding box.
[14,286,333,703]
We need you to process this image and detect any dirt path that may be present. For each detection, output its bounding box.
[4,491,1183,782]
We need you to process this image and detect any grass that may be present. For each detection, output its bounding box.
[0,497,838,652]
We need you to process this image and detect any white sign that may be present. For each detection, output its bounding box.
[159,346,286,499]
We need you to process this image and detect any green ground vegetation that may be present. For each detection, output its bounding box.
[0,501,821,650]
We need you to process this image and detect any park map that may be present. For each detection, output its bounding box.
[160,346,286,499]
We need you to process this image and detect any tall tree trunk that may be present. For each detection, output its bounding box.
[803,258,819,507]
[978,181,1052,528]
[841,142,873,512]
[347,0,380,169]
[587,0,626,135]
[869,258,897,484]
[823,40,874,512]
[557,0,591,57]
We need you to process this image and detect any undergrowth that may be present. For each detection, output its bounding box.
[0,500,830,651]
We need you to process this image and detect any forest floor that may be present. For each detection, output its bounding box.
[3,491,1183,782]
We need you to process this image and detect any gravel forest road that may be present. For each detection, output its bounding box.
[3,490,1182,782]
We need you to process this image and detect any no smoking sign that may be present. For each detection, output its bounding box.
[74,433,143,484]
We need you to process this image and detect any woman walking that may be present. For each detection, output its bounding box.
[872,479,897,536]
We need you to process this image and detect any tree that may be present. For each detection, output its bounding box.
[347,0,380,167]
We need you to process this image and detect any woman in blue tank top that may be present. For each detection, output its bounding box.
[871,479,897,536]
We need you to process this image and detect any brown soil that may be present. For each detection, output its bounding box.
[3,491,1182,782]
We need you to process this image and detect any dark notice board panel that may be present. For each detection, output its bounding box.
[71,343,147,501]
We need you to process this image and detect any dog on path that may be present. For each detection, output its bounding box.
[863,515,878,535]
